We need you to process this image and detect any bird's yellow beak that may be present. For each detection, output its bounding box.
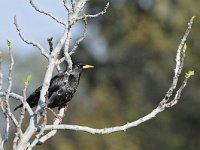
[83,64,94,69]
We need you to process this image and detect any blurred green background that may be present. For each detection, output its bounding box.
[1,0,200,150]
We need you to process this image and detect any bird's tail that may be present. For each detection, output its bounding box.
[14,104,23,111]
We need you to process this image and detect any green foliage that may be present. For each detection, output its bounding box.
[185,70,195,78]
[7,40,12,49]
[25,74,32,87]
[183,44,187,53]
[191,16,196,23]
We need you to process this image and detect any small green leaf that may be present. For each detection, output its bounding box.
[182,43,187,53]
[25,74,32,87]
[7,40,12,49]
[185,70,195,78]
[191,16,196,22]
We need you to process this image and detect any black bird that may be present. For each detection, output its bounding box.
[14,63,94,111]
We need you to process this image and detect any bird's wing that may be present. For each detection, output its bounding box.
[50,73,65,86]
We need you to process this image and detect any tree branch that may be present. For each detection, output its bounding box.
[43,70,193,135]
[161,16,195,105]
[1,43,21,148]
[37,108,65,144]
[27,106,48,149]
[71,0,76,10]
[63,0,70,12]
[77,2,109,20]
[13,78,30,147]
[14,16,49,59]
[69,16,88,55]
[47,37,62,73]
[29,0,66,26]
[47,37,54,54]
[38,16,195,137]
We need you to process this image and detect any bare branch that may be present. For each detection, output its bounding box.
[77,2,109,20]
[69,17,88,55]
[13,87,27,149]
[63,28,73,72]
[56,57,65,67]
[60,2,109,70]
[44,71,191,134]
[14,16,49,59]
[58,16,88,66]
[42,17,194,136]
[29,0,66,26]
[41,97,175,134]
[43,74,192,135]
[164,71,194,108]
[0,52,3,91]
[27,106,48,149]
[71,0,76,10]
[5,43,14,131]
[63,0,70,12]
[1,44,20,147]
[47,37,54,54]
[0,100,10,148]
[0,92,22,100]
[161,16,195,104]
[47,37,62,73]
[37,108,65,144]
[62,1,91,72]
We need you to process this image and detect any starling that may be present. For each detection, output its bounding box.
[14,63,94,111]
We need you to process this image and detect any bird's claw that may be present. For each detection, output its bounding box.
[53,114,63,122]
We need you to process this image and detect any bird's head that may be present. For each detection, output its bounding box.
[75,63,94,69]
[72,63,94,74]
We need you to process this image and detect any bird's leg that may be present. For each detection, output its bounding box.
[64,103,69,112]
[47,108,63,122]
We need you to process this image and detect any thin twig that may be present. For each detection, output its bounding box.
[164,77,188,108]
[0,92,34,116]
[28,105,48,149]
[77,2,109,20]
[14,16,49,59]
[0,92,22,100]
[4,45,14,140]
[29,0,66,26]
[69,17,88,55]
[14,80,29,146]
[2,44,20,147]
[71,0,76,10]
[43,73,192,135]
[160,16,195,104]
[47,37,54,54]
[63,27,73,72]
[63,0,70,12]
[37,108,65,144]
[47,37,62,73]
[0,100,10,148]
[58,16,88,65]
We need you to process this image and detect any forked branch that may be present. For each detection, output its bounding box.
[29,0,66,26]
[14,16,49,59]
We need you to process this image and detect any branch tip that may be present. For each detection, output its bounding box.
[191,16,196,22]
[185,70,195,78]
[25,74,32,87]
[7,40,12,49]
